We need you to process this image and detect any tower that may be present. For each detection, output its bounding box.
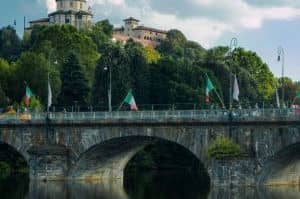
[49,0,92,29]
[123,17,140,36]
[56,0,87,12]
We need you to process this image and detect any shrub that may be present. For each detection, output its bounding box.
[207,136,241,159]
[0,161,11,179]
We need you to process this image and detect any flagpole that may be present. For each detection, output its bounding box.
[117,101,124,111]
[213,89,225,108]
[117,90,129,111]
[205,73,225,108]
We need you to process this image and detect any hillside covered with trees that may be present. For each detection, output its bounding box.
[0,20,299,111]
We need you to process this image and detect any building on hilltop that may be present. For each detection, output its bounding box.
[113,17,168,47]
[28,0,92,31]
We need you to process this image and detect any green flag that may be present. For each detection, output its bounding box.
[205,74,214,103]
[24,85,33,106]
[296,91,300,99]
[123,90,138,111]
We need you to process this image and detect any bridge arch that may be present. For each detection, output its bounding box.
[68,135,211,184]
[258,141,300,185]
[68,126,211,163]
[0,141,29,176]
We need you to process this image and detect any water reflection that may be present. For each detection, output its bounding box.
[208,185,300,199]
[0,173,300,199]
[124,170,210,199]
[29,180,128,199]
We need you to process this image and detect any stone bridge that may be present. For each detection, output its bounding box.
[0,109,300,186]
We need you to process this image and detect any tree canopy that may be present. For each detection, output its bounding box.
[0,22,297,110]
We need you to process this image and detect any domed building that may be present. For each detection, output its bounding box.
[28,0,92,30]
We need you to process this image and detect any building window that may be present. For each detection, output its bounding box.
[78,15,82,20]
[70,2,73,8]
[65,18,70,24]
[80,3,83,9]
[144,36,147,40]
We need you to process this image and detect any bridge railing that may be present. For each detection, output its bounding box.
[47,110,230,121]
[0,108,299,123]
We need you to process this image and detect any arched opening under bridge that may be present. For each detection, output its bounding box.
[0,142,29,198]
[70,135,211,194]
[259,142,300,185]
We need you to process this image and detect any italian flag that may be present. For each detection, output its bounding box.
[205,75,215,103]
[296,91,300,99]
[24,85,33,107]
[123,90,138,111]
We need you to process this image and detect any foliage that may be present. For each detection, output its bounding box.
[143,45,161,64]
[86,20,114,51]
[0,161,11,179]
[0,26,21,62]
[58,52,90,106]
[0,24,297,109]
[207,136,241,159]
[11,52,60,105]
[93,42,130,107]
[27,25,99,85]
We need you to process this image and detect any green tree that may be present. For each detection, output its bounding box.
[143,45,161,64]
[86,20,114,51]
[10,52,60,105]
[125,40,151,105]
[28,25,99,85]
[58,52,90,106]
[93,42,130,108]
[0,26,21,62]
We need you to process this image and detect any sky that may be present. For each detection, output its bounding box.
[0,0,299,81]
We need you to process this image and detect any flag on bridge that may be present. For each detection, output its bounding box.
[24,85,33,107]
[233,75,240,102]
[123,90,138,111]
[47,79,52,111]
[205,74,215,103]
[296,91,300,99]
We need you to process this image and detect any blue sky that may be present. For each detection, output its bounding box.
[1,0,299,81]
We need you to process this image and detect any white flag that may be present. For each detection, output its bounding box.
[233,75,240,101]
[276,89,280,108]
[47,80,52,110]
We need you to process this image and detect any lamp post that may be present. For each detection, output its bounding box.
[228,38,238,110]
[104,39,117,112]
[277,46,285,108]
[104,65,112,112]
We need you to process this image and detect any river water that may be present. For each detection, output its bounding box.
[0,171,299,199]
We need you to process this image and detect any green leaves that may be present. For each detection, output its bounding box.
[58,52,90,106]
[207,136,242,159]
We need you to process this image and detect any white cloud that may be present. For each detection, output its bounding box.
[46,0,56,12]
[36,0,300,47]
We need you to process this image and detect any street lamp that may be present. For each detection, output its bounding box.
[227,38,238,109]
[104,39,117,112]
[277,46,285,107]
[104,65,112,112]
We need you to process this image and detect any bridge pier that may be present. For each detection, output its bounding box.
[28,145,70,181]
[207,158,257,186]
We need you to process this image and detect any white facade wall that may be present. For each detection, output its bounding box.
[57,0,85,11]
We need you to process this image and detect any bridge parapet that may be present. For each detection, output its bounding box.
[0,109,299,125]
